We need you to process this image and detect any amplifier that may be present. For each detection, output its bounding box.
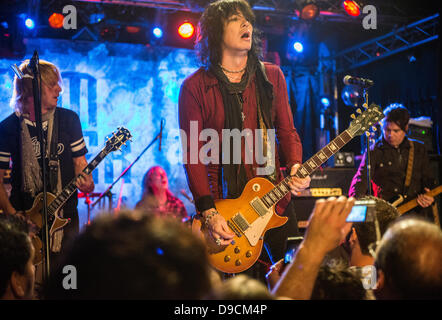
[293,167,357,229]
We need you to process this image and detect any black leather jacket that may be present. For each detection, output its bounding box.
[349,137,436,202]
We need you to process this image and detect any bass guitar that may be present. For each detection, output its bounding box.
[192,104,384,273]
[28,127,132,264]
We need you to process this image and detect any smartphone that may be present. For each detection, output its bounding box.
[283,236,304,265]
[346,199,376,222]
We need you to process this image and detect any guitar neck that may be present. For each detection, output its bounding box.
[47,148,110,216]
[260,130,353,208]
[398,186,442,215]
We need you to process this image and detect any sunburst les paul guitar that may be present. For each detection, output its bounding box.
[192,104,385,273]
[28,127,132,264]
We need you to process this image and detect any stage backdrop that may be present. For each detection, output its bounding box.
[0,38,199,226]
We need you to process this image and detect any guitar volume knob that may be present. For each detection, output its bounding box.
[224,255,231,262]
[235,259,242,266]
[234,247,240,254]
[246,251,252,258]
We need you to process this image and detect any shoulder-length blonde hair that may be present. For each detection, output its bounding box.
[10,59,63,114]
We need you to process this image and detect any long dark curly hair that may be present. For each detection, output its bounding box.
[195,0,263,67]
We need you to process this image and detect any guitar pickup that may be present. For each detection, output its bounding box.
[250,197,269,217]
[231,213,250,232]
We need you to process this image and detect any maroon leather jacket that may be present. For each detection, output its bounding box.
[179,62,302,214]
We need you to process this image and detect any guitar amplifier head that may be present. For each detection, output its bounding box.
[293,167,357,229]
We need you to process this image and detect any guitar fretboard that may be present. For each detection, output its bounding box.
[47,149,109,217]
[260,130,353,209]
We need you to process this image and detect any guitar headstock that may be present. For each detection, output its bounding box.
[105,127,132,152]
[347,103,384,137]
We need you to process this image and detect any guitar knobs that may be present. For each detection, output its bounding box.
[235,259,242,266]
[224,255,231,262]
[234,247,240,254]
[363,103,368,109]
[356,108,362,114]
[350,114,356,119]
[246,251,252,258]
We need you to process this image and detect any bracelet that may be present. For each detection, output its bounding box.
[203,210,219,228]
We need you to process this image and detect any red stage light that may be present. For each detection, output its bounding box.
[126,26,141,34]
[178,22,194,39]
[300,3,319,20]
[48,13,64,29]
[343,1,361,17]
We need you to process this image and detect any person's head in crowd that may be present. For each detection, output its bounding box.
[381,103,410,148]
[345,196,399,267]
[374,218,442,299]
[311,263,368,300]
[0,215,35,300]
[209,274,274,300]
[44,210,212,299]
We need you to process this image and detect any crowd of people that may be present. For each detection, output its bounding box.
[1,195,441,300]
[0,0,441,301]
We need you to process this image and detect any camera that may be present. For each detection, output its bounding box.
[346,199,376,222]
[283,236,304,265]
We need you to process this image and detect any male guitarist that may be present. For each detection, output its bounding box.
[349,104,436,218]
[0,59,94,255]
[179,0,310,279]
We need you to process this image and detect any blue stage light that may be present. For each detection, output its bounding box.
[321,97,330,108]
[25,18,35,30]
[293,41,304,53]
[153,27,163,38]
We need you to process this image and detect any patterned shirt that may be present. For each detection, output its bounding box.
[135,192,189,222]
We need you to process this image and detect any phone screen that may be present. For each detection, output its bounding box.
[346,205,367,222]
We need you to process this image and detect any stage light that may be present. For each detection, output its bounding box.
[178,22,194,39]
[126,26,141,34]
[343,0,361,17]
[293,41,304,53]
[300,1,319,20]
[341,85,363,107]
[48,13,64,29]
[25,18,35,30]
[321,97,330,108]
[153,27,163,38]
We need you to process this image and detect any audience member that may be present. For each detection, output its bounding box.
[209,274,274,300]
[346,196,399,268]
[271,196,355,299]
[0,214,36,300]
[311,263,368,300]
[374,218,442,300]
[44,210,212,299]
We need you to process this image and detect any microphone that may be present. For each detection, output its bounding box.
[343,75,374,88]
[158,118,164,151]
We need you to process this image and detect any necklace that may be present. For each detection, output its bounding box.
[219,64,246,73]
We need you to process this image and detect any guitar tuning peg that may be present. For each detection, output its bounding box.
[350,114,356,119]
[356,108,362,114]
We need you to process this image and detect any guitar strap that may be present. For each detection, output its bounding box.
[403,140,414,196]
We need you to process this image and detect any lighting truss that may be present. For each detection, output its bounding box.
[332,13,439,73]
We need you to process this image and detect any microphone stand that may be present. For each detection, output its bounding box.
[29,51,51,280]
[363,88,372,196]
[91,119,165,209]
